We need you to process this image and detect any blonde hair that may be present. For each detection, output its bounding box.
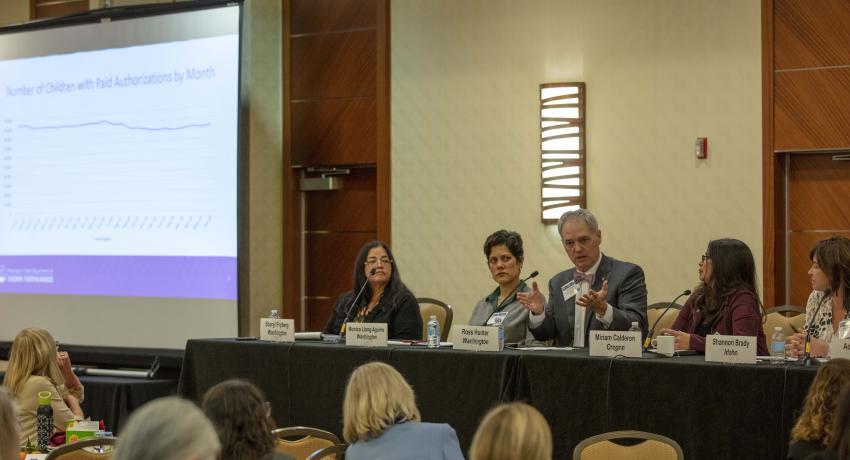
[792,358,850,444]
[114,397,220,460]
[469,403,552,460]
[0,387,18,460]
[342,362,421,443]
[2,327,64,396]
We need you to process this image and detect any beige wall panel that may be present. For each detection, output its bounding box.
[0,0,28,25]
[391,0,762,324]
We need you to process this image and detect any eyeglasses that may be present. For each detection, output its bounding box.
[563,236,593,250]
[488,254,515,266]
[701,254,710,263]
[365,257,392,267]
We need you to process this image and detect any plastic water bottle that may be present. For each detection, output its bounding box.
[628,321,640,333]
[36,390,53,452]
[494,315,505,351]
[427,315,440,348]
[771,326,786,364]
[269,309,280,319]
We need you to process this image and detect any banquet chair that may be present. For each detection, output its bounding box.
[646,302,682,340]
[306,443,347,460]
[766,305,806,333]
[763,311,796,341]
[273,426,341,460]
[417,298,453,341]
[573,430,683,460]
[45,437,117,460]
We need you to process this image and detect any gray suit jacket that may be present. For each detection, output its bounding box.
[345,422,464,460]
[530,254,648,346]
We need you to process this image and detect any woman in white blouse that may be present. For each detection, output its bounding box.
[788,237,850,358]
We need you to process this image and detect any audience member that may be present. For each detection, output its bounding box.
[788,359,850,460]
[662,238,768,355]
[2,327,84,446]
[202,379,293,460]
[518,209,648,346]
[323,241,422,340]
[468,402,551,460]
[804,384,850,460]
[114,396,219,460]
[0,387,18,460]
[343,362,464,460]
[469,230,546,345]
[788,236,850,358]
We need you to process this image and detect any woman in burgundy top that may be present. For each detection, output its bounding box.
[661,238,768,355]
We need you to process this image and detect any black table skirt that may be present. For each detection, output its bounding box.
[178,339,818,460]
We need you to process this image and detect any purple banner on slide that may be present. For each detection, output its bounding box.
[0,255,237,299]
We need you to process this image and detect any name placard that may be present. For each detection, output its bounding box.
[345,323,388,347]
[450,325,499,352]
[705,334,757,364]
[830,338,850,360]
[260,318,295,342]
[588,331,642,358]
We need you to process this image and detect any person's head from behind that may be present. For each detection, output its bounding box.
[114,397,220,460]
[483,230,524,288]
[827,384,850,460]
[808,236,850,302]
[202,379,275,460]
[342,362,420,443]
[0,387,18,460]
[469,403,552,460]
[792,358,850,444]
[3,327,63,395]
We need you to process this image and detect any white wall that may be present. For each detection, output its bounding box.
[391,0,762,324]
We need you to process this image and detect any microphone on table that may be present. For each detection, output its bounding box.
[800,296,826,366]
[339,267,377,338]
[484,271,539,326]
[643,289,692,351]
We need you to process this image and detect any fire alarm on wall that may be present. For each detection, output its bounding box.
[695,137,708,159]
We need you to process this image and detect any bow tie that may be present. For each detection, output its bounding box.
[573,271,594,284]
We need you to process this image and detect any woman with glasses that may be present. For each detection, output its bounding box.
[323,240,422,340]
[469,230,546,345]
[661,238,768,355]
[202,379,294,460]
[2,327,84,446]
[787,236,850,358]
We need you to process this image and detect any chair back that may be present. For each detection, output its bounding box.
[273,426,340,460]
[647,303,682,340]
[417,298,453,341]
[45,437,117,460]
[763,312,795,341]
[574,430,683,460]
[766,305,806,334]
[306,443,347,460]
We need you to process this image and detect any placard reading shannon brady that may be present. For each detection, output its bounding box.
[345,323,388,347]
[451,325,499,352]
[705,334,757,364]
[830,338,850,360]
[588,331,642,358]
[260,318,294,342]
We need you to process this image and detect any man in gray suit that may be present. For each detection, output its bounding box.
[517,209,647,347]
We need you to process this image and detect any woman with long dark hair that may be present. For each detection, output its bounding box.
[323,241,422,340]
[788,236,850,358]
[661,238,768,355]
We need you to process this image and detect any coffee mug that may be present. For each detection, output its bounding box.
[651,334,675,357]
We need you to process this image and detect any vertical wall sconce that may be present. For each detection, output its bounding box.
[540,82,585,223]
